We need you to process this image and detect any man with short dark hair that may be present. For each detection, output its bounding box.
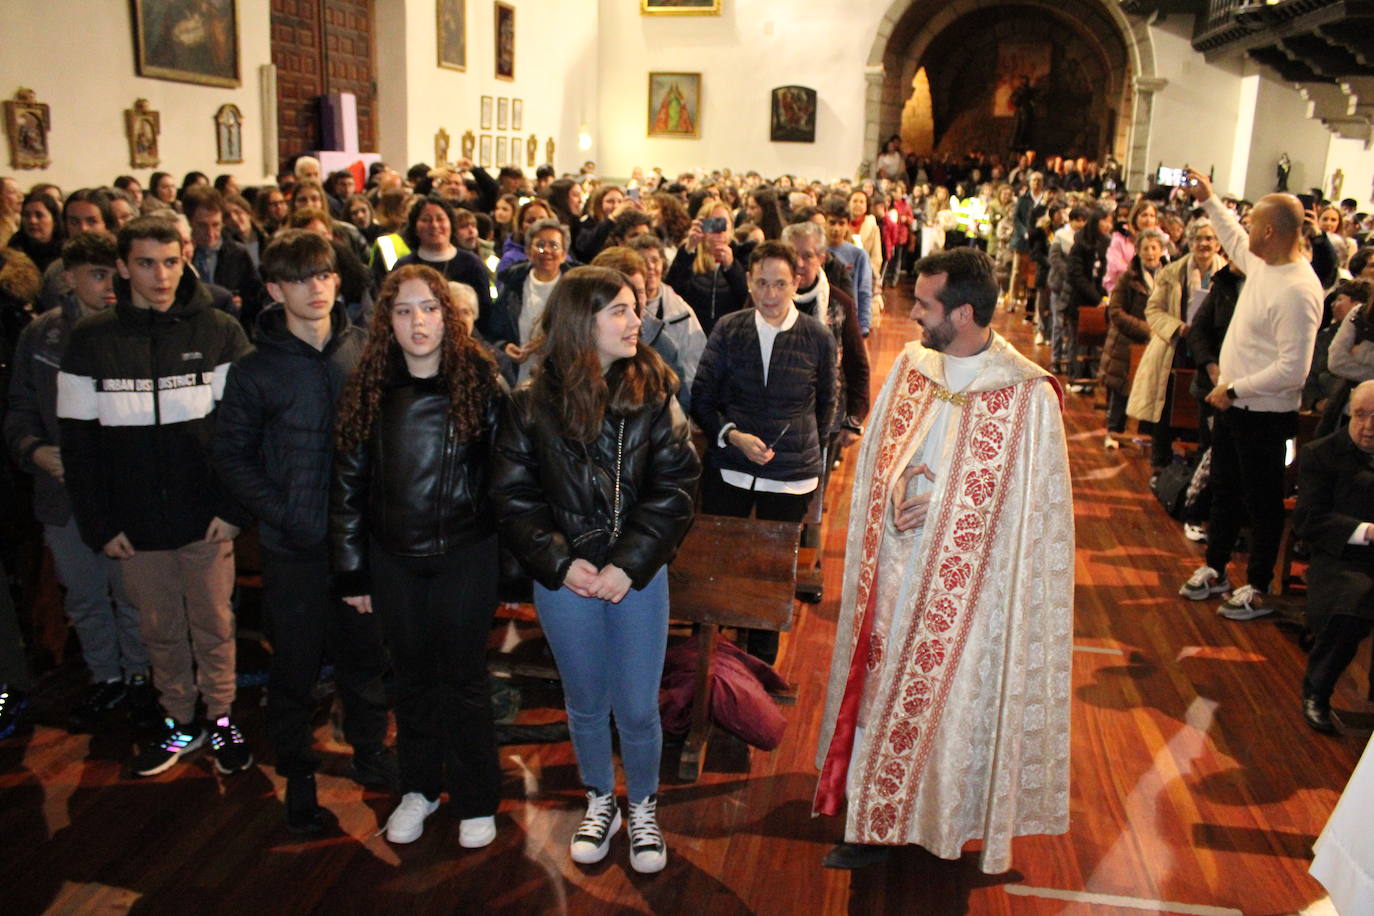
[691,240,836,663]
[57,215,255,777]
[814,247,1072,873]
[819,197,876,336]
[215,230,393,832]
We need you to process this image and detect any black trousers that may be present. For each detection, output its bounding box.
[370,535,500,816]
[262,550,389,778]
[1106,388,1128,435]
[1205,407,1297,592]
[1303,612,1374,703]
[700,469,811,665]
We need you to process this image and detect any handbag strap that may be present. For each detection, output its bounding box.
[611,418,625,539]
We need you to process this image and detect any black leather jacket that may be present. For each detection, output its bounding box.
[330,356,506,595]
[490,386,700,591]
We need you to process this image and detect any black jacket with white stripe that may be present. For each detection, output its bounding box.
[57,270,253,552]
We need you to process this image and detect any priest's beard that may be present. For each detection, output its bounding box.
[921,315,957,351]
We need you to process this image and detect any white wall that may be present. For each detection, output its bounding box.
[595,0,894,181]
[0,0,273,190]
[1242,69,1333,202]
[1324,136,1374,212]
[376,0,598,177]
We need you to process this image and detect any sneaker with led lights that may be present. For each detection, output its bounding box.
[208,716,253,774]
[131,718,204,776]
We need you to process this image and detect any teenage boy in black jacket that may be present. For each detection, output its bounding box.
[214,231,394,834]
[57,216,254,777]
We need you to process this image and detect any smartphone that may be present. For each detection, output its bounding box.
[1156,166,1189,188]
[702,216,727,233]
[1296,193,1317,212]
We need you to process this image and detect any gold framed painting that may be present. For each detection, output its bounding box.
[497,97,509,131]
[641,0,720,14]
[126,99,161,169]
[5,88,51,170]
[437,0,466,71]
[480,96,493,130]
[494,2,515,81]
[647,72,701,139]
[133,0,241,88]
[215,103,243,163]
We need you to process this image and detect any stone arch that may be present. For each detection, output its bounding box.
[865,0,1160,188]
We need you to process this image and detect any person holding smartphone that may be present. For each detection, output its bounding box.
[664,202,748,336]
[491,266,699,873]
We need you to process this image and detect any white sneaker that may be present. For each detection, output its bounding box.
[1183,523,1207,543]
[1033,331,1045,346]
[1179,565,1229,601]
[627,794,668,874]
[459,815,496,848]
[1218,584,1274,621]
[385,792,440,844]
[1103,434,1120,450]
[570,788,621,864]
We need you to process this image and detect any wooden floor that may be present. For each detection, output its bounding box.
[2,287,1371,916]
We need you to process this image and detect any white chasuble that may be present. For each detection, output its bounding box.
[813,332,1075,874]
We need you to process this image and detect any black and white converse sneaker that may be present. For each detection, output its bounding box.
[570,787,621,864]
[627,794,667,874]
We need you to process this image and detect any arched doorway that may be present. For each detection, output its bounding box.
[866,0,1159,189]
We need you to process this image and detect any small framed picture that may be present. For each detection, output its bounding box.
[642,0,719,13]
[479,133,492,168]
[480,96,493,130]
[510,135,522,167]
[511,98,523,131]
[494,2,515,81]
[496,136,508,169]
[648,72,701,139]
[497,97,509,131]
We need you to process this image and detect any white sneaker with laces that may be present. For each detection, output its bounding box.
[627,794,668,874]
[385,792,440,844]
[570,788,621,864]
[1179,565,1229,601]
[1218,584,1273,620]
[459,815,496,848]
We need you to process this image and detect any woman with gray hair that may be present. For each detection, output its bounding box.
[491,217,572,381]
[1100,226,1168,448]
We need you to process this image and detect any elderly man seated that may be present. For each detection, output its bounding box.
[1293,379,1374,733]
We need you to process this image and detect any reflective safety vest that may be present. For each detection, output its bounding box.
[370,233,411,271]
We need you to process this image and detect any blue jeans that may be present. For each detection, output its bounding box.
[534,566,669,802]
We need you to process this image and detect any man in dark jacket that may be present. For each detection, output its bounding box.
[5,232,156,733]
[214,230,393,834]
[1292,380,1374,732]
[57,215,254,778]
[691,240,837,663]
[184,186,262,320]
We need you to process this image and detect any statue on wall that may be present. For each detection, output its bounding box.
[1009,76,1036,152]
[1330,168,1343,202]
[546,136,555,168]
[1276,153,1291,192]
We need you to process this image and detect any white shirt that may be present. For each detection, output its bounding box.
[719,304,819,495]
[518,272,559,382]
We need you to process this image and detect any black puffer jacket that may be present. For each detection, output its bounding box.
[330,355,506,595]
[490,383,700,591]
[1066,228,1110,313]
[690,307,837,481]
[214,303,363,557]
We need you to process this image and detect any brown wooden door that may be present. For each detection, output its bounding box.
[270,0,376,172]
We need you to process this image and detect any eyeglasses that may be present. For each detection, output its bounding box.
[531,240,564,253]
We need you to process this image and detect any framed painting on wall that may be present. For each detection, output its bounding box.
[126,99,161,168]
[480,96,493,130]
[437,0,466,71]
[479,134,493,168]
[511,99,523,131]
[641,0,720,14]
[496,136,508,169]
[647,72,700,139]
[770,86,816,143]
[133,0,241,88]
[494,2,515,81]
[497,97,509,131]
[5,88,51,170]
[214,103,243,163]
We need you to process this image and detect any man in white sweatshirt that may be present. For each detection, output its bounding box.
[1178,169,1323,619]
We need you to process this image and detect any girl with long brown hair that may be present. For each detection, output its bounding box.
[330,263,506,849]
[490,266,700,874]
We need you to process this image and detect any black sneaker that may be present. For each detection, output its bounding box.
[131,718,205,776]
[208,716,253,775]
[124,674,164,731]
[67,679,127,733]
[570,787,621,864]
[0,684,29,740]
[350,744,399,790]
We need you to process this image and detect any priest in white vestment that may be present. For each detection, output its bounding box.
[813,247,1074,873]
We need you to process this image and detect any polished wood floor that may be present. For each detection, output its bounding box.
[2,286,1370,916]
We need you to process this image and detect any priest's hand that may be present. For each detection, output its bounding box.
[892,463,937,532]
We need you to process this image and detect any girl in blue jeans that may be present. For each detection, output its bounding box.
[492,266,700,873]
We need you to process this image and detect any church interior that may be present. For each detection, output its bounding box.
[3,0,1374,913]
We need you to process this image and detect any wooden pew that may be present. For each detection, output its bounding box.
[668,514,801,781]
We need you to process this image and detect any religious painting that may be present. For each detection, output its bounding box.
[480,95,493,130]
[437,0,466,71]
[992,41,1050,117]
[512,98,523,131]
[545,136,555,167]
[496,136,508,170]
[526,133,538,167]
[479,134,493,168]
[125,99,161,169]
[641,0,720,14]
[133,0,241,88]
[770,85,816,143]
[434,127,451,166]
[461,129,476,160]
[494,2,515,82]
[5,88,51,170]
[214,103,242,164]
[648,72,700,139]
[497,97,509,131]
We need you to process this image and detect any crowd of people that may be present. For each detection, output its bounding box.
[0,135,1371,875]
